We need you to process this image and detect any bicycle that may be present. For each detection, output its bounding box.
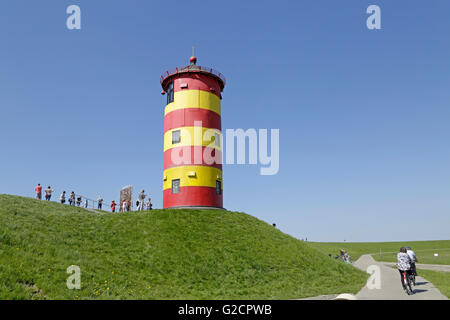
[409,264,416,286]
[400,269,414,295]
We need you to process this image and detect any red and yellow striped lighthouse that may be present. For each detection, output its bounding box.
[160,56,225,209]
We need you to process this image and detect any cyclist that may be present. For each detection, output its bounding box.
[406,246,418,276]
[397,247,413,293]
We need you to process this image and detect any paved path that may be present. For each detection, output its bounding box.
[354,254,448,300]
[379,261,450,273]
[81,207,102,214]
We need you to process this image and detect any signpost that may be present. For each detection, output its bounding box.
[120,185,133,212]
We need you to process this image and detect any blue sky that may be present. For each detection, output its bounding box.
[1,0,449,242]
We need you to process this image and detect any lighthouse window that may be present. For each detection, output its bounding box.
[172,179,180,194]
[216,180,222,195]
[172,130,181,144]
[167,82,174,104]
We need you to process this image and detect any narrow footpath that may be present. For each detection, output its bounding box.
[354,254,448,300]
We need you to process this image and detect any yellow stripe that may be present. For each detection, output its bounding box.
[164,126,222,152]
[165,90,221,116]
[163,166,222,190]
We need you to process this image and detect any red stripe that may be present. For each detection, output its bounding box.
[164,146,222,170]
[171,75,222,98]
[163,186,223,208]
[164,108,221,133]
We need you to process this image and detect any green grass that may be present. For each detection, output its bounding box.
[417,269,450,298]
[0,195,368,300]
[373,248,450,265]
[307,240,450,264]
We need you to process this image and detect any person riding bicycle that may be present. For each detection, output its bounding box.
[397,247,413,293]
[406,246,418,276]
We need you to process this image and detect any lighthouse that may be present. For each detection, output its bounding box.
[160,56,226,209]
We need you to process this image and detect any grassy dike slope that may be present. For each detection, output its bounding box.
[0,195,367,299]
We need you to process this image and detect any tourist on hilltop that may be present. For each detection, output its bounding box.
[60,191,66,204]
[84,199,89,209]
[70,191,75,206]
[76,196,82,207]
[111,200,117,213]
[146,197,152,210]
[122,200,129,212]
[69,192,76,206]
[35,184,42,200]
[44,186,54,201]
[137,190,146,211]
[97,196,103,210]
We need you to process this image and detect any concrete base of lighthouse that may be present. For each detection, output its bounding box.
[164,205,227,210]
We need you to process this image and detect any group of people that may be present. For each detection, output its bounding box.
[59,191,87,207]
[340,249,352,264]
[329,249,353,263]
[110,190,152,213]
[34,184,153,213]
[397,246,418,293]
[34,184,55,201]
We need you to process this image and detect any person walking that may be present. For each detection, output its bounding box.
[137,190,146,211]
[35,184,42,200]
[44,186,54,201]
[69,192,76,206]
[146,197,152,210]
[60,191,66,204]
[97,196,103,210]
[111,200,117,213]
[84,199,89,209]
[76,196,82,207]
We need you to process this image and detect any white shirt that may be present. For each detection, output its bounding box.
[397,252,412,271]
[407,249,417,262]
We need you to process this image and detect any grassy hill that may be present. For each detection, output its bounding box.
[0,195,367,300]
[308,240,450,264]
